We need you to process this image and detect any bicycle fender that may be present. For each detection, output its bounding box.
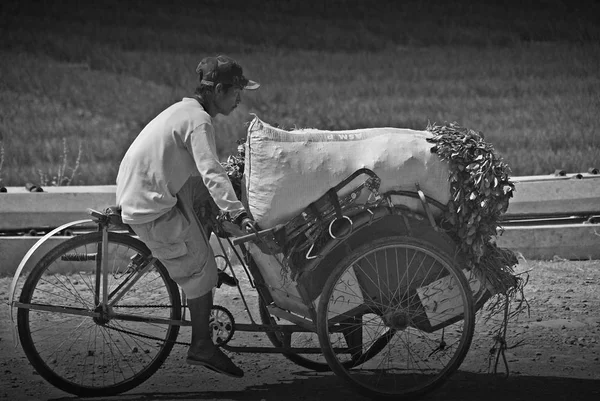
[8,219,94,346]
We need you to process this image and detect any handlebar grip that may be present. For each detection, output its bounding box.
[231,231,260,246]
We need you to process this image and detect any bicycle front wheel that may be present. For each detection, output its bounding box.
[17,232,182,397]
[317,235,475,400]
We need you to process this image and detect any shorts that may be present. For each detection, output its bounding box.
[129,177,217,299]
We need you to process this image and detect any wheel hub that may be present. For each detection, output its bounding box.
[93,304,110,325]
[382,309,410,330]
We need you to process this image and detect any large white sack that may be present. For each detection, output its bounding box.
[244,116,451,229]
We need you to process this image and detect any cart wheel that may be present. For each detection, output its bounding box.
[317,235,475,400]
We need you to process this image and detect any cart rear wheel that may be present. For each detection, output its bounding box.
[317,235,475,400]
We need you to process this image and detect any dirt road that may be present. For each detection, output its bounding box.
[2,259,599,401]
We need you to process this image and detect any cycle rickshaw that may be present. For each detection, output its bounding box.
[9,167,492,400]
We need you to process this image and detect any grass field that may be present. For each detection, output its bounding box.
[0,0,599,186]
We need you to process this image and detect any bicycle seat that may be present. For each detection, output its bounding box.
[104,206,134,233]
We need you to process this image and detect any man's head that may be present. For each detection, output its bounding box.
[196,55,259,91]
[195,55,259,117]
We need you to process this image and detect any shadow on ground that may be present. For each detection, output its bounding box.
[48,372,600,401]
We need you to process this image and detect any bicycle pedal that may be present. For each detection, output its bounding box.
[216,270,238,288]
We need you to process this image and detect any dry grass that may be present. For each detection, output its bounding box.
[36,138,82,187]
[0,2,598,185]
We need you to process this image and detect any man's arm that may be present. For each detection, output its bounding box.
[186,123,246,221]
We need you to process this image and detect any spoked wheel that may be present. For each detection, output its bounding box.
[17,232,182,397]
[317,235,475,400]
[210,305,235,346]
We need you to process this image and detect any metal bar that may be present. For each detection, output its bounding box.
[500,213,600,222]
[94,227,102,306]
[226,240,256,289]
[222,344,349,354]
[110,312,191,326]
[416,183,438,230]
[101,226,109,305]
[14,302,100,318]
[215,237,256,324]
[114,313,317,333]
[266,304,316,332]
[327,304,371,325]
[108,258,157,306]
[14,302,189,327]
[332,168,378,193]
[234,322,314,333]
[230,225,283,247]
[291,285,318,330]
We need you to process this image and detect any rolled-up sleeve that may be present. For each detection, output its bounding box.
[186,123,245,217]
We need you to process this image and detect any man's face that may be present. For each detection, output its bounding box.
[214,85,242,116]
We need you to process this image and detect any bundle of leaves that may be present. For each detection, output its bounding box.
[426,122,518,294]
[221,139,246,200]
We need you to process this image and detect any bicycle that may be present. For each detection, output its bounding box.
[9,169,485,400]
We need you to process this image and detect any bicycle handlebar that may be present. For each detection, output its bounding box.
[230,225,283,246]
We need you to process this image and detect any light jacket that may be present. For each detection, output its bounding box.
[116,97,244,224]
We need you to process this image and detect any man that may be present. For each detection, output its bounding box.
[116,55,259,378]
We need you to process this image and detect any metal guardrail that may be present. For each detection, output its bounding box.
[0,173,599,271]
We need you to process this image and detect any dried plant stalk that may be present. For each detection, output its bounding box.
[37,138,83,186]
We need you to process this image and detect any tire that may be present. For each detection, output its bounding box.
[317,235,475,400]
[17,232,182,397]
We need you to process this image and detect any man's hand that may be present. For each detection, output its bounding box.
[240,217,258,233]
[220,221,245,237]
[219,211,259,237]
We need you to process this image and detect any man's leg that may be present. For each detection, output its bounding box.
[186,291,244,378]
[193,199,238,289]
[173,177,243,377]
[129,208,243,377]
[187,291,214,357]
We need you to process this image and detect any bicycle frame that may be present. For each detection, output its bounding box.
[9,214,327,356]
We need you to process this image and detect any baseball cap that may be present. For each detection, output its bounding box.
[195,55,260,90]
